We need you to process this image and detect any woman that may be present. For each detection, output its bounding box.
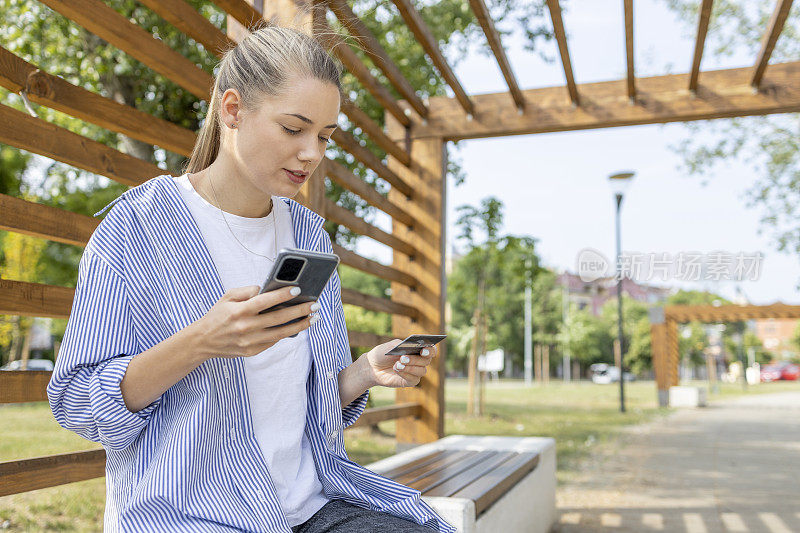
[47,24,455,533]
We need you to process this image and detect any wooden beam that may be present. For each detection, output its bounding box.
[623,0,635,100]
[340,100,411,166]
[323,197,417,256]
[325,0,428,119]
[752,0,795,88]
[689,0,714,92]
[0,104,158,187]
[0,449,106,497]
[0,46,196,157]
[0,279,73,318]
[213,0,264,29]
[333,243,417,288]
[665,303,800,323]
[390,0,475,116]
[545,0,579,105]
[330,129,413,197]
[0,194,98,247]
[348,402,421,428]
[137,0,234,58]
[412,61,800,141]
[467,0,525,111]
[346,329,395,348]
[341,288,419,319]
[326,159,414,226]
[39,0,213,100]
[0,371,51,404]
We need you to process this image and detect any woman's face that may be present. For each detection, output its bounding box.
[223,74,340,198]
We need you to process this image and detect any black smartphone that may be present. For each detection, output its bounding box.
[385,334,447,356]
[258,249,340,333]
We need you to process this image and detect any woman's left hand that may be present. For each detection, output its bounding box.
[362,339,437,388]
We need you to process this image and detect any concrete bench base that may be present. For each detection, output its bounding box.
[366,435,556,533]
[669,386,707,407]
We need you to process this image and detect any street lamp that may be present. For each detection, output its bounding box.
[609,171,635,413]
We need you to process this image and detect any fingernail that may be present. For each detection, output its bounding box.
[310,302,320,312]
[421,348,430,356]
[400,355,410,364]
[395,362,405,371]
[310,314,320,325]
[290,287,301,296]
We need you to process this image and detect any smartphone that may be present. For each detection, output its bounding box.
[385,334,447,356]
[258,249,340,333]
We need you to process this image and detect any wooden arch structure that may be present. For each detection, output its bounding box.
[1,0,798,497]
[650,303,800,406]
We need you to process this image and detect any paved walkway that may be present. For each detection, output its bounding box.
[554,390,800,533]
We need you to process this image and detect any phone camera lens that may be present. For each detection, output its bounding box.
[276,257,305,282]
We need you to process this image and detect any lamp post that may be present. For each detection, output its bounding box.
[609,171,635,413]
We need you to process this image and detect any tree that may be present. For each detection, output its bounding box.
[663,0,800,284]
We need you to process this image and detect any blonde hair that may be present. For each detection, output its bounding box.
[184,23,342,174]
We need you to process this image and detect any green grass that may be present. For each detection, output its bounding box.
[2,379,796,531]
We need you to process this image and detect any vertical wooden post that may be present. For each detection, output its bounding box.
[386,116,446,445]
[534,344,542,384]
[649,306,669,406]
[542,345,550,385]
[665,318,680,388]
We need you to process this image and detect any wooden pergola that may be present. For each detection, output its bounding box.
[1,0,798,497]
[650,303,800,406]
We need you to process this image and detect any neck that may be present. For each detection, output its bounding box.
[190,158,273,218]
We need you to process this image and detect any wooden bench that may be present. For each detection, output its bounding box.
[367,435,556,533]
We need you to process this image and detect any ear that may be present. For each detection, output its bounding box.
[219,88,242,128]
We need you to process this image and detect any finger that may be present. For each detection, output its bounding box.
[393,361,427,378]
[242,286,302,315]
[396,354,432,367]
[252,300,319,329]
[250,315,314,348]
[224,285,261,302]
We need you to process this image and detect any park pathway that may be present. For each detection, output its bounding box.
[554,390,800,533]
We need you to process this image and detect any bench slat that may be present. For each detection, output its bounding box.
[421,451,517,498]
[451,452,541,516]
[392,450,476,486]
[378,449,451,479]
[408,451,500,493]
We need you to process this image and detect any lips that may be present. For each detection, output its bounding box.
[283,168,308,184]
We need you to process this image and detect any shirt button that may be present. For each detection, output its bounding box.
[328,430,337,442]
[326,370,334,380]
[222,367,230,379]
[256,489,266,503]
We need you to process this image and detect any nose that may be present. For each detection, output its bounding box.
[297,136,322,167]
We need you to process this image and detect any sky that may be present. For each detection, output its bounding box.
[437,0,800,306]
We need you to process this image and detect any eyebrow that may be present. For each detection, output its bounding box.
[282,113,337,129]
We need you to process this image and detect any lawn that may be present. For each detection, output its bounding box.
[2,379,796,531]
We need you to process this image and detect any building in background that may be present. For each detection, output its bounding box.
[752,318,799,360]
[557,271,673,316]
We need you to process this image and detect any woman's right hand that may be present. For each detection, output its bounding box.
[193,285,319,360]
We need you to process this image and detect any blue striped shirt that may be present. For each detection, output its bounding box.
[47,174,455,533]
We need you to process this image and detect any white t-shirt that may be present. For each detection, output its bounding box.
[173,173,328,526]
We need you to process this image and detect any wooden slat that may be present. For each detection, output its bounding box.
[348,402,421,428]
[0,449,106,497]
[212,0,264,29]
[423,451,517,497]
[322,197,417,257]
[452,452,540,516]
[0,46,196,157]
[467,0,525,111]
[393,450,477,486]
[137,0,234,58]
[341,288,419,319]
[408,451,495,493]
[325,0,428,119]
[623,0,635,100]
[315,25,411,128]
[0,104,158,187]
[0,194,98,247]
[752,0,795,87]
[333,244,417,288]
[346,329,395,348]
[665,303,800,323]
[390,0,475,116]
[340,100,411,167]
[0,371,51,404]
[331,129,413,197]
[545,0,579,105]
[379,449,452,479]
[689,0,714,92]
[0,279,73,318]
[326,159,414,226]
[39,0,213,100]
[413,60,800,141]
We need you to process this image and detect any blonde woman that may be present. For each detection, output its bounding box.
[48,24,454,533]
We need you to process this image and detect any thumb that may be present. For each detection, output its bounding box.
[225,285,261,301]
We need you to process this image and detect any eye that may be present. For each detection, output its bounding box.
[280,125,300,135]
[319,136,331,144]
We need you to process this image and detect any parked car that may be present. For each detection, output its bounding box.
[760,361,799,382]
[590,363,635,384]
[0,359,54,371]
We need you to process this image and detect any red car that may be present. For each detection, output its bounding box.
[760,362,800,382]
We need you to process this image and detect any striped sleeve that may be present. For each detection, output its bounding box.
[47,250,161,451]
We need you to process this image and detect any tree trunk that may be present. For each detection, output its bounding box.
[467,276,485,416]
